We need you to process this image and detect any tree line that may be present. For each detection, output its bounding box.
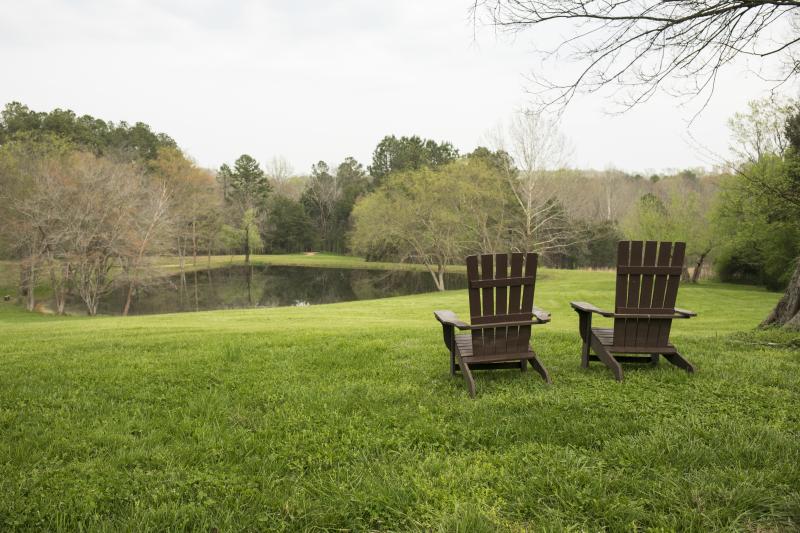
[1,100,798,327]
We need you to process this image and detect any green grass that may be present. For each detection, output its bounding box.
[1,265,799,531]
[155,253,460,275]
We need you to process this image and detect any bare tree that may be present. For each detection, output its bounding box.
[474,1,800,111]
[490,110,580,254]
[119,181,172,316]
[266,156,298,198]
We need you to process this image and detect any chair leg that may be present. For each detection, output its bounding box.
[590,336,624,381]
[662,351,695,374]
[528,356,552,384]
[520,359,527,372]
[450,348,456,376]
[650,353,660,366]
[457,353,476,398]
[581,338,590,369]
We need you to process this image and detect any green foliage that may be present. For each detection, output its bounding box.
[714,156,800,290]
[0,264,795,530]
[226,154,271,210]
[368,135,458,187]
[264,196,318,252]
[553,221,624,268]
[622,182,715,274]
[352,158,515,287]
[0,101,176,160]
[221,209,263,256]
[299,158,370,254]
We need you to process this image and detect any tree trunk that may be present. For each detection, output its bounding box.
[680,265,691,283]
[26,259,36,311]
[691,250,710,283]
[244,226,251,264]
[761,258,800,330]
[425,263,446,291]
[122,283,134,317]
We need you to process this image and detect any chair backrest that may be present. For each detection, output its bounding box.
[466,253,538,356]
[613,241,685,349]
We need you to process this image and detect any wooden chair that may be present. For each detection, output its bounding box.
[571,240,697,381]
[434,253,551,397]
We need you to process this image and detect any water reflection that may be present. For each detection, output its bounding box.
[69,265,467,316]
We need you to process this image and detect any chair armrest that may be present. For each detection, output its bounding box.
[674,307,697,318]
[433,310,470,330]
[570,301,614,317]
[533,307,551,323]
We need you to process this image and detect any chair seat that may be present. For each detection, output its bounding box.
[590,327,676,354]
[454,334,537,363]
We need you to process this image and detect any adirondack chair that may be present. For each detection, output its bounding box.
[434,253,551,397]
[570,240,697,381]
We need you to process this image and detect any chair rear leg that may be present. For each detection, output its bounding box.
[520,359,527,372]
[650,353,660,366]
[527,356,551,384]
[662,351,695,374]
[590,336,624,381]
[457,354,477,398]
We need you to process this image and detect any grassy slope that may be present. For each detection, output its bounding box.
[155,253,462,275]
[1,265,799,531]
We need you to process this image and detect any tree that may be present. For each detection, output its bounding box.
[718,98,800,328]
[623,184,717,282]
[352,158,512,290]
[0,102,176,160]
[227,154,270,211]
[475,1,800,328]
[474,1,800,111]
[301,161,340,252]
[368,135,458,187]
[264,196,317,252]
[729,97,796,161]
[220,154,271,263]
[489,110,579,254]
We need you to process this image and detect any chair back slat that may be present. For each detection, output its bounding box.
[494,253,509,354]
[612,241,685,349]
[613,241,630,345]
[636,241,658,346]
[507,252,524,353]
[480,254,495,354]
[467,253,538,356]
[466,256,483,356]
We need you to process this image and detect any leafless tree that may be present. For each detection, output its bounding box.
[118,181,172,316]
[473,1,800,112]
[266,156,299,198]
[489,110,581,253]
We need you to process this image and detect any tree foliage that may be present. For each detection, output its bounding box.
[0,102,176,160]
[368,135,458,187]
[352,158,514,290]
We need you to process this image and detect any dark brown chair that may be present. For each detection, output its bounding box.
[571,241,697,381]
[434,253,551,397]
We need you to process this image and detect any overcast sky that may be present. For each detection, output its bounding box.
[1,0,794,175]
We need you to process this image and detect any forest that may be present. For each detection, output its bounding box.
[0,99,798,323]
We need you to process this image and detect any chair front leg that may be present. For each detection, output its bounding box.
[577,310,592,368]
[440,324,456,375]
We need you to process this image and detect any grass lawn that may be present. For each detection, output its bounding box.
[1,264,799,530]
[154,253,464,275]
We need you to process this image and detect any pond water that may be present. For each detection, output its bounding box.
[67,265,468,316]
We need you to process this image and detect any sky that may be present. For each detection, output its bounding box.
[0,0,794,175]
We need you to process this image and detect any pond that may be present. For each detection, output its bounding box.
[67,265,468,316]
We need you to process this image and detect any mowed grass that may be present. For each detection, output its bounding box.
[1,267,799,531]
